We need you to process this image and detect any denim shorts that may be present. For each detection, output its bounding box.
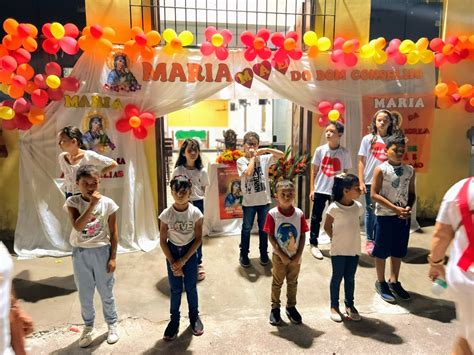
[372,215,410,259]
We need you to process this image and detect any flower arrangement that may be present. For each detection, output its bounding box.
[216,149,244,164]
[269,146,311,194]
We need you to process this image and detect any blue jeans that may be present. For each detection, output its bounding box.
[240,204,270,257]
[330,255,359,308]
[166,240,199,322]
[191,199,204,265]
[72,245,118,326]
[364,184,376,242]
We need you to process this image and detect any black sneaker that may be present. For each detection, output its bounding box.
[388,281,411,301]
[190,316,204,336]
[285,306,302,324]
[163,320,179,341]
[260,253,269,266]
[375,281,396,303]
[239,255,250,268]
[269,308,281,326]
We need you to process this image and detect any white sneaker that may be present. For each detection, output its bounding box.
[330,308,342,323]
[107,323,120,344]
[311,246,323,260]
[79,325,95,348]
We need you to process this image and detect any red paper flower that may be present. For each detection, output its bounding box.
[41,22,80,55]
[271,31,303,64]
[200,26,233,60]
[240,29,272,61]
[116,104,155,140]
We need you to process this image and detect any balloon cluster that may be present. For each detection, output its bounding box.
[271,31,303,64]
[240,29,272,61]
[398,38,434,65]
[385,39,408,65]
[200,27,232,60]
[124,27,161,61]
[434,81,474,112]
[317,101,346,127]
[430,35,474,67]
[360,37,387,64]
[2,18,38,52]
[42,22,80,55]
[78,24,115,58]
[116,104,155,139]
[162,29,193,54]
[303,31,331,58]
[331,37,359,67]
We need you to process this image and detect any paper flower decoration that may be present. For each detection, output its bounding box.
[359,37,388,64]
[240,29,272,61]
[317,101,345,127]
[271,31,303,64]
[430,35,470,67]
[78,24,115,58]
[200,27,233,60]
[162,29,193,54]
[2,18,38,52]
[41,22,79,55]
[398,38,434,65]
[115,104,155,139]
[386,39,407,65]
[124,26,161,61]
[303,31,331,58]
[31,62,79,107]
[331,37,359,67]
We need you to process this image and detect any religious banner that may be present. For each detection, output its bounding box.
[217,165,243,219]
[361,93,435,172]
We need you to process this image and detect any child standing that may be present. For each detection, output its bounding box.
[309,122,352,260]
[324,174,363,322]
[264,180,309,325]
[65,165,120,348]
[371,133,415,303]
[237,132,284,268]
[172,138,209,281]
[358,110,397,255]
[159,176,204,341]
[58,126,117,198]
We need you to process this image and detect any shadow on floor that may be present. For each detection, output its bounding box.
[270,322,324,349]
[155,277,171,297]
[143,326,193,354]
[13,271,76,303]
[51,332,107,354]
[402,247,430,264]
[343,316,403,344]
[358,254,375,268]
[397,291,456,323]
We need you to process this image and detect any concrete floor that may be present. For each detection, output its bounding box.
[11,226,458,354]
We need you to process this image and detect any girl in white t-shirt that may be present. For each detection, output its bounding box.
[357,110,397,254]
[172,138,209,281]
[324,174,363,323]
[58,126,117,198]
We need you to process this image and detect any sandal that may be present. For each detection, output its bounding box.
[197,265,206,281]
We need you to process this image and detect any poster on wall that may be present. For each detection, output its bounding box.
[361,93,435,172]
[217,165,243,219]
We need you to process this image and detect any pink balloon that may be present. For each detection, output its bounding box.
[45,62,62,76]
[447,52,461,64]
[333,37,345,49]
[60,37,79,55]
[271,33,285,47]
[0,56,17,72]
[240,31,254,46]
[11,75,26,87]
[318,101,332,115]
[445,35,458,46]
[215,46,229,60]
[61,77,80,92]
[200,42,214,56]
[42,38,60,54]
[344,52,358,67]
[394,53,407,65]
[11,48,30,64]
[434,53,446,67]
[221,29,232,44]
[34,74,47,89]
[64,23,79,38]
[465,99,474,113]
[331,49,344,63]
[124,104,140,117]
[204,26,218,41]
[31,89,49,107]
[430,38,444,52]
[48,88,64,101]
[133,126,148,139]
[13,98,30,113]
[2,117,17,130]
[333,102,345,114]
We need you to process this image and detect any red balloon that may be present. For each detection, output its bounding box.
[0,56,17,72]
[90,24,103,39]
[17,24,31,38]
[271,32,285,47]
[139,112,155,126]
[318,101,332,115]
[240,31,254,46]
[445,35,458,46]
[274,48,288,63]
[434,53,446,67]
[34,74,46,89]
[31,89,49,107]
[13,98,30,113]
[135,33,147,46]
[215,46,228,60]
[124,104,140,118]
[14,113,33,131]
[318,115,329,127]
[331,49,344,63]
[48,88,64,101]
[61,77,80,92]
[42,23,52,38]
[429,38,444,52]
[42,38,60,54]
[394,53,407,65]
[256,28,270,41]
[200,42,214,56]
[333,102,345,114]
[45,62,62,76]
[11,48,30,64]
[344,53,358,67]
[64,23,79,38]
[465,99,474,113]
[116,118,131,132]
[244,48,257,61]
[133,126,148,139]
[11,74,26,87]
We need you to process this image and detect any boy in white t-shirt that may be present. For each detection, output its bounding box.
[237,131,284,268]
[65,165,120,348]
[309,122,352,260]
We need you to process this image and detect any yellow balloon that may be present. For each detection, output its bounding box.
[459,84,473,98]
[211,33,224,47]
[416,37,429,51]
[360,44,375,58]
[129,116,141,128]
[303,31,318,47]
[373,50,388,64]
[0,106,15,120]
[374,37,386,50]
[406,50,419,65]
[46,75,61,89]
[163,28,177,43]
[328,109,340,122]
[178,31,194,46]
[0,83,8,95]
[317,37,331,51]
[399,40,415,54]
[434,83,448,97]
[146,30,161,46]
[51,22,65,40]
[419,50,434,64]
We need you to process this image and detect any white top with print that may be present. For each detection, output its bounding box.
[171,166,210,201]
[327,201,363,256]
[65,195,119,248]
[358,134,387,184]
[159,203,203,246]
[312,144,352,196]
[237,154,273,206]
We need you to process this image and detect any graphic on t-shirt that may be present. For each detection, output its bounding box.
[321,156,341,177]
[276,222,298,255]
[245,163,266,194]
[82,211,105,239]
[371,142,387,162]
[171,220,195,233]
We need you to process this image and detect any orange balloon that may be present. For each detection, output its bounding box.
[0,70,12,84]
[8,84,24,98]
[24,81,38,94]
[78,36,92,51]
[124,40,138,60]
[129,116,141,128]
[3,18,18,35]
[434,83,448,97]
[446,80,458,95]
[102,27,116,41]
[437,96,453,109]
[16,63,34,80]
[342,41,354,53]
[27,24,38,38]
[459,84,473,98]
[98,38,113,56]
[3,34,22,50]
[146,31,161,46]
[0,45,8,57]
[28,107,45,125]
[131,26,143,38]
[307,46,319,58]
[140,45,154,61]
[283,38,296,51]
[23,36,37,52]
